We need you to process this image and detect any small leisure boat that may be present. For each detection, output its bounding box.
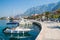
[3,27,33,33]
[3,17,33,33]
[6,22,19,28]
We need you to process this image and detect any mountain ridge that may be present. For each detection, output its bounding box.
[15,1,60,17]
[24,1,60,16]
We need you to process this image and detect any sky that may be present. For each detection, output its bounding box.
[0,0,60,17]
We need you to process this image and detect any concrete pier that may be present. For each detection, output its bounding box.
[31,20,60,40]
[35,21,60,40]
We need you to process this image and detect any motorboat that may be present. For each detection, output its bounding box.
[19,18,32,25]
[3,17,33,33]
[6,22,19,28]
[3,27,33,33]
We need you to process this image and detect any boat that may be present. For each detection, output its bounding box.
[19,18,32,25]
[6,22,19,28]
[3,18,33,33]
[3,27,33,33]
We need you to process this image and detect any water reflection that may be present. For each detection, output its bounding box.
[4,32,33,40]
[3,23,40,40]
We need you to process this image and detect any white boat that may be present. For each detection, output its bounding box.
[19,18,32,25]
[3,17,33,33]
[4,27,33,33]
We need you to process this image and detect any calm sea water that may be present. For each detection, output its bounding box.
[0,20,40,40]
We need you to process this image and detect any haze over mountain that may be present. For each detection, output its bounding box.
[24,1,60,16]
[15,1,60,17]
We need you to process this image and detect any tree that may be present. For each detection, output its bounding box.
[9,17,14,22]
[45,12,50,20]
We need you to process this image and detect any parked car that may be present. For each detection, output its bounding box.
[58,18,60,22]
[49,18,55,21]
[54,18,60,22]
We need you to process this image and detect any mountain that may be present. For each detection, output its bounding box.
[24,1,60,16]
[52,1,60,11]
[15,1,60,17]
